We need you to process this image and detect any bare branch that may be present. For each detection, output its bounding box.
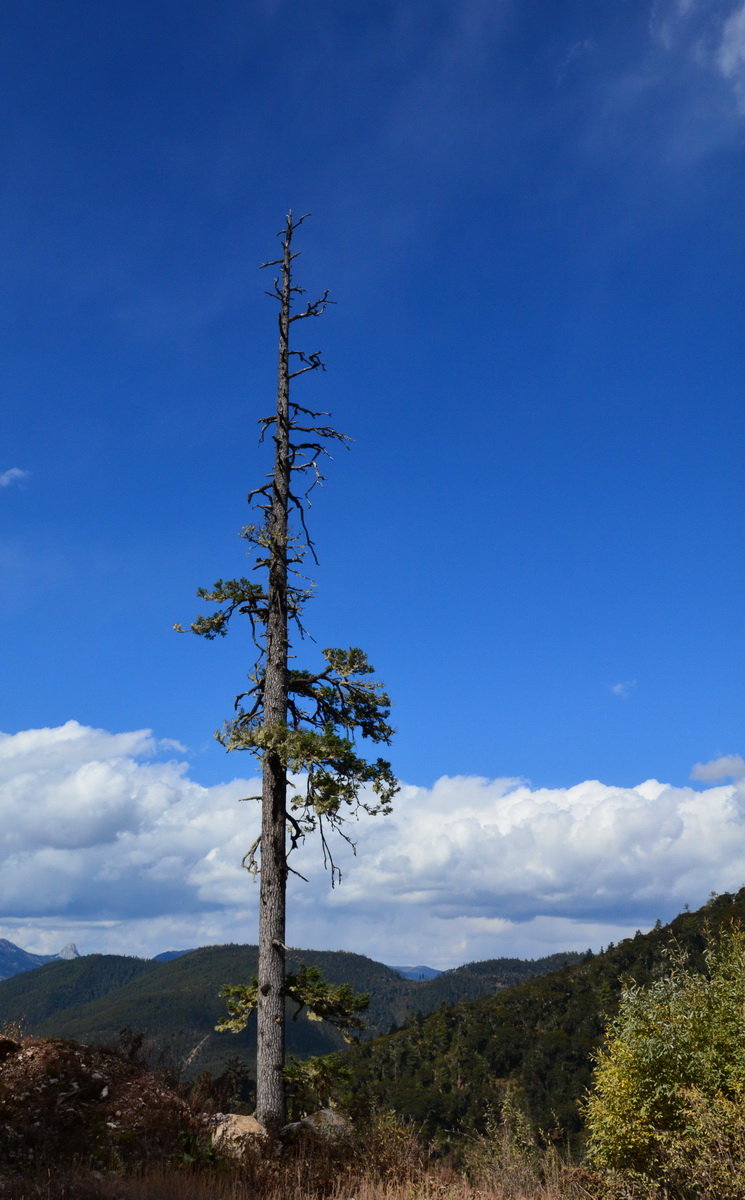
[289,357,327,380]
[317,812,356,888]
[289,291,334,322]
[242,836,261,875]
[288,402,336,419]
[287,490,319,563]
[246,483,273,504]
[285,809,307,855]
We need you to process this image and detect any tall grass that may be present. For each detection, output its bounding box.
[0,1115,601,1200]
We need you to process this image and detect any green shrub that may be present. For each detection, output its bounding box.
[585,924,745,1197]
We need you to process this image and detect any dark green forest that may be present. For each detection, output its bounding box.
[333,889,745,1145]
[0,943,578,1081]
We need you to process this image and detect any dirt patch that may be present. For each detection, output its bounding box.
[0,1036,204,1169]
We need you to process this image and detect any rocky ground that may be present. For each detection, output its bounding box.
[0,1035,204,1170]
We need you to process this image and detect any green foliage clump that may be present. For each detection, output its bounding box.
[283,1053,351,1119]
[181,579,398,885]
[217,963,369,1042]
[585,923,745,1198]
[222,646,398,869]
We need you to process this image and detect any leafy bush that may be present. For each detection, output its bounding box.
[585,924,745,1198]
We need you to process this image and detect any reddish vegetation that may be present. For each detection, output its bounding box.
[0,1036,202,1169]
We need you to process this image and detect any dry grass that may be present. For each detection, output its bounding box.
[0,1171,602,1200]
[0,1116,602,1200]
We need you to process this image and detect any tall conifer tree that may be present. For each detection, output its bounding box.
[178,213,396,1132]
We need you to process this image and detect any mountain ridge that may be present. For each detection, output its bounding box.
[389,965,442,980]
[0,938,80,982]
[0,941,581,1079]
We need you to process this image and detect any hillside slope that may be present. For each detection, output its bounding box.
[0,942,580,1080]
[0,954,158,1028]
[414,951,581,1011]
[35,946,406,1077]
[337,889,745,1143]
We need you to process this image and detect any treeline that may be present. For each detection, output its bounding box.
[409,951,582,1014]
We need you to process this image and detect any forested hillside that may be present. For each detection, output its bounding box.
[416,951,581,1012]
[0,955,158,1027]
[0,942,577,1080]
[336,889,745,1144]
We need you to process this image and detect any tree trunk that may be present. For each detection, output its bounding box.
[255,219,292,1134]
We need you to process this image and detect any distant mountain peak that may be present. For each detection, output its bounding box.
[388,964,442,981]
[57,943,80,960]
[0,938,82,981]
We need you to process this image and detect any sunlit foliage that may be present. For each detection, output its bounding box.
[586,923,745,1198]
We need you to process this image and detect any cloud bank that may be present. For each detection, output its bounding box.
[2,722,744,967]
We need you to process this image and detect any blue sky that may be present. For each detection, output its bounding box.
[3,0,745,963]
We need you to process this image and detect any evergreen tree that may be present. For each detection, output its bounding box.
[177,213,396,1132]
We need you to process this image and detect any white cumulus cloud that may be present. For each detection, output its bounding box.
[1,724,745,967]
[0,468,29,488]
[691,753,745,781]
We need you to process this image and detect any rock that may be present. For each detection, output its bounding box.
[211,1108,352,1155]
[212,1112,267,1153]
[280,1107,352,1143]
[56,942,80,960]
